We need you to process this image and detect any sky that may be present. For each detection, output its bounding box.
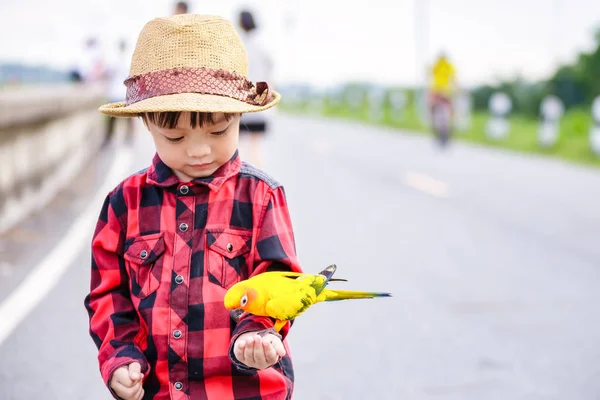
[1,0,599,88]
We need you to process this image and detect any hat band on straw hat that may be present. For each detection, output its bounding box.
[124,67,272,107]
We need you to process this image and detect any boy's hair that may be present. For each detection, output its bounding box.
[140,112,239,129]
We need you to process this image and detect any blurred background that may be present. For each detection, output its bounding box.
[1,0,600,399]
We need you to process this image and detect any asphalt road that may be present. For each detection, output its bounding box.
[1,114,599,400]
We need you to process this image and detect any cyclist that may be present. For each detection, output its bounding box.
[428,52,457,146]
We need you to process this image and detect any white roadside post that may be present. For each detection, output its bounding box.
[300,87,311,111]
[454,91,472,132]
[346,87,365,115]
[309,89,324,115]
[290,87,306,110]
[328,86,344,109]
[538,95,564,148]
[286,87,300,109]
[388,90,408,123]
[368,86,386,122]
[590,96,600,156]
[485,92,512,140]
[416,89,431,127]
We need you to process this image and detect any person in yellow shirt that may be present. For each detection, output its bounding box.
[428,52,457,146]
[430,52,457,98]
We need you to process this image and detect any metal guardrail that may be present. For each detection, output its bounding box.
[0,83,108,234]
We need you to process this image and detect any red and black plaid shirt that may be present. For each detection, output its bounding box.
[85,151,302,399]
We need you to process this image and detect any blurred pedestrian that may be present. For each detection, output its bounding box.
[104,39,135,146]
[237,9,274,168]
[85,14,300,400]
[74,37,106,83]
[173,1,189,15]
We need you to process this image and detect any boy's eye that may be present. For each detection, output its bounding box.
[211,129,227,136]
[165,136,184,143]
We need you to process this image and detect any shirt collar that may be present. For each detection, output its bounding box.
[146,150,241,191]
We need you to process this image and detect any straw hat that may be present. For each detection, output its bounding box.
[99,14,279,117]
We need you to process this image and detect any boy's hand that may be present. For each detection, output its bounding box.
[110,362,144,400]
[233,332,286,370]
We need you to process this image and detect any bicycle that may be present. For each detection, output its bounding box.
[429,93,453,147]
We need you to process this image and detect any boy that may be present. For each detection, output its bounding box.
[84,14,301,400]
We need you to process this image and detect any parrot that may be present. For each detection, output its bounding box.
[224,264,391,332]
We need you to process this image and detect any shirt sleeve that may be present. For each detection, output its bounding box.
[84,191,149,397]
[228,185,303,368]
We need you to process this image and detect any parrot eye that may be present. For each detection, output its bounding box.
[240,295,248,307]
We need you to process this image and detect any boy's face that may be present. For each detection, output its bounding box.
[147,112,241,181]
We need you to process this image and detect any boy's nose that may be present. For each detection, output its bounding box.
[187,143,211,158]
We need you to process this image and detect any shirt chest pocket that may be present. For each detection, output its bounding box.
[206,229,252,289]
[124,233,166,299]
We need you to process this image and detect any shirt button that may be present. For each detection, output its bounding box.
[179,223,188,232]
[140,250,148,259]
[173,330,182,339]
[175,275,184,285]
[179,185,189,195]
[174,382,183,391]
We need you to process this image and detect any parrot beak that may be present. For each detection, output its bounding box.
[229,309,244,322]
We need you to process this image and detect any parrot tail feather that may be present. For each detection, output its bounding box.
[323,289,392,301]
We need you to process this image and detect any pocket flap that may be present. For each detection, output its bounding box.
[124,233,165,265]
[207,229,251,259]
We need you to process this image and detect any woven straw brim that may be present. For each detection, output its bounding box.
[99,91,280,117]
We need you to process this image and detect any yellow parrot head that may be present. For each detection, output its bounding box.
[224,283,256,311]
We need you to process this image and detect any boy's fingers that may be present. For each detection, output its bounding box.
[129,362,142,381]
[262,339,278,365]
[271,338,286,357]
[252,337,267,367]
[113,367,133,388]
[130,382,143,398]
[133,383,144,400]
[110,381,126,397]
[243,336,256,366]
[237,339,246,351]
[234,340,246,363]
[114,383,138,400]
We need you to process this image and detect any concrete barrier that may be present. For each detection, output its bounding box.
[0,83,107,234]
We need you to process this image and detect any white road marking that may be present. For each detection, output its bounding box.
[402,171,450,198]
[0,146,132,347]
